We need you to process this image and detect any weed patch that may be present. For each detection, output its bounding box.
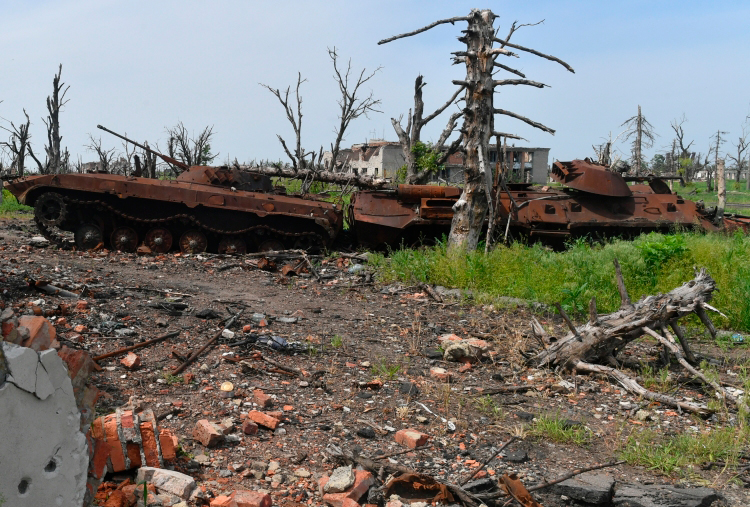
[372,230,750,331]
[620,427,748,475]
[0,189,32,214]
[530,413,592,445]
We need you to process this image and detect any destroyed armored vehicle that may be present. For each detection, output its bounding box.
[351,159,750,248]
[5,129,343,254]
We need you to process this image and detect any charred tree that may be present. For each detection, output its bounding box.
[262,48,380,193]
[716,158,726,221]
[166,122,217,170]
[727,126,748,186]
[28,64,70,174]
[707,130,728,192]
[621,105,656,176]
[379,10,573,250]
[391,75,464,183]
[85,135,117,173]
[0,109,32,177]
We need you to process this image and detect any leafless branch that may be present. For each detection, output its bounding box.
[86,134,117,173]
[493,62,526,78]
[493,38,575,73]
[378,16,469,45]
[493,79,547,88]
[494,108,555,134]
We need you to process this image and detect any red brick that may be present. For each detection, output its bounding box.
[394,428,429,449]
[229,490,272,507]
[76,300,89,311]
[120,352,141,369]
[253,389,273,408]
[2,318,17,339]
[125,443,142,468]
[247,410,279,430]
[242,420,259,435]
[103,416,127,472]
[102,489,128,507]
[211,495,232,507]
[321,470,375,507]
[193,419,224,447]
[159,429,177,461]
[74,324,86,333]
[56,317,68,327]
[242,324,253,333]
[57,346,97,389]
[430,367,453,381]
[140,421,160,467]
[18,315,56,351]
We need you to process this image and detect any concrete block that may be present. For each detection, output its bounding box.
[550,473,614,505]
[136,467,197,499]
[3,342,39,393]
[39,349,73,395]
[34,361,55,400]
[0,364,88,507]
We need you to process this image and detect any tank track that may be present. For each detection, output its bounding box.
[34,194,326,252]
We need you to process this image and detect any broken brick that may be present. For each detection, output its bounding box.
[120,352,141,369]
[429,366,452,381]
[211,495,233,507]
[229,490,272,507]
[253,389,273,408]
[17,315,56,351]
[394,428,429,449]
[319,470,375,507]
[193,419,224,447]
[242,420,259,435]
[247,410,280,430]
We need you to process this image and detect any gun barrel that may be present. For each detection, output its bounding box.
[97,125,190,171]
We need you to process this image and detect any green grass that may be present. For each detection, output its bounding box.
[530,413,592,445]
[330,334,344,348]
[372,230,750,332]
[371,358,401,380]
[0,189,32,213]
[620,427,748,475]
[680,180,750,215]
[474,395,503,419]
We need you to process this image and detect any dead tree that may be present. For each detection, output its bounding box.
[727,126,748,185]
[260,73,316,171]
[380,11,573,250]
[707,129,728,191]
[529,260,744,415]
[327,47,382,174]
[391,75,464,183]
[85,135,117,173]
[166,122,217,171]
[0,109,32,177]
[621,105,656,176]
[716,158,726,222]
[28,64,70,174]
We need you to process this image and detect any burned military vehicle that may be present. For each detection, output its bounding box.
[5,134,749,254]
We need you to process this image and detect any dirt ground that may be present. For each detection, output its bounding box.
[1,213,748,507]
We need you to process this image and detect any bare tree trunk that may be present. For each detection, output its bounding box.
[448,10,495,250]
[635,105,642,176]
[716,158,726,221]
[0,110,31,177]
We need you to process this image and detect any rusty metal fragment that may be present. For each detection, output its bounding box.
[499,473,544,507]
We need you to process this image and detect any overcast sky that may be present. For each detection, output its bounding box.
[1,0,749,167]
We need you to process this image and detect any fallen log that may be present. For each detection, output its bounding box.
[531,264,717,370]
[232,163,391,189]
[528,261,730,415]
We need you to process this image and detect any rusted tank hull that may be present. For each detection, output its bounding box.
[6,168,342,254]
[350,163,749,249]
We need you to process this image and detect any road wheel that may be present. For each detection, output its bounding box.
[144,228,173,253]
[179,229,207,254]
[34,192,67,227]
[218,236,247,255]
[74,223,103,250]
[110,227,139,253]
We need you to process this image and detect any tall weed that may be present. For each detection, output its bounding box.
[373,230,750,332]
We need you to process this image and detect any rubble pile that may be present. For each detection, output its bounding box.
[0,218,743,506]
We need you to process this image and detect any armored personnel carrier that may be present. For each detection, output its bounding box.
[5,128,343,254]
